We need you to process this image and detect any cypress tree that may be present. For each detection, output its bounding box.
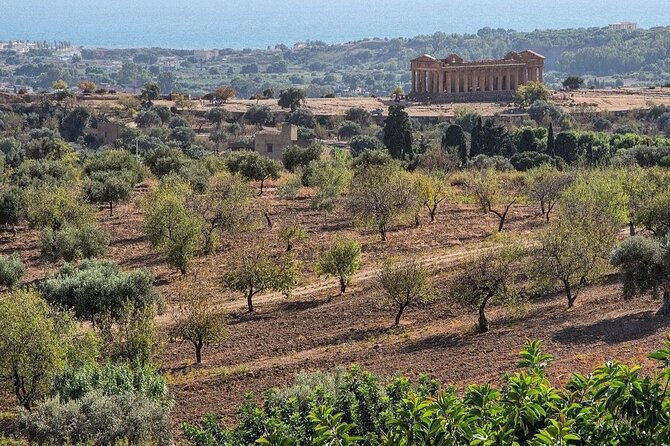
[470,117,482,158]
[383,105,413,160]
[442,124,468,165]
[547,123,555,156]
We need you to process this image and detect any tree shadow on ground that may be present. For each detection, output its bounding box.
[109,234,146,247]
[315,326,390,349]
[552,310,670,345]
[277,297,332,312]
[400,332,463,353]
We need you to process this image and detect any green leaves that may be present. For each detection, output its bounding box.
[516,340,555,373]
[183,340,670,446]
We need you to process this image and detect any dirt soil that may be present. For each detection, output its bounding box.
[2,182,669,436]
[70,87,670,120]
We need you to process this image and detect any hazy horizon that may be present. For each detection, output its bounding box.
[0,0,668,49]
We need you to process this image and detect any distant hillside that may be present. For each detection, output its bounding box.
[1,26,669,96]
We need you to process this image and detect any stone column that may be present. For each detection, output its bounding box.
[445,71,451,94]
[511,68,518,90]
[411,71,416,93]
[438,70,444,94]
[539,68,544,84]
[465,69,470,93]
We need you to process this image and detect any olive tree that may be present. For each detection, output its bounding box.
[42,259,161,329]
[142,181,202,275]
[83,170,134,216]
[278,223,308,252]
[170,288,227,364]
[316,237,361,294]
[531,175,626,308]
[222,249,299,313]
[451,241,526,332]
[415,170,450,222]
[225,151,281,195]
[0,290,76,410]
[346,165,417,241]
[306,155,352,215]
[186,172,256,254]
[526,165,573,222]
[24,186,94,231]
[465,170,524,232]
[378,258,435,326]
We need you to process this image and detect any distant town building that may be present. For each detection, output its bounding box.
[86,121,123,145]
[193,49,219,61]
[410,50,545,102]
[609,22,637,30]
[253,123,298,160]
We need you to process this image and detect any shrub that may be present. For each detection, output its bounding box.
[20,390,173,446]
[40,224,108,263]
[509,151,554,171]
[0,253,25,289]
[282,144,323,172]
[51,362,169,405]
[0,186,25,229]
[278,174,302,200]
[349,135,383,156]
[42,259,161,326]
[144,146,189,178]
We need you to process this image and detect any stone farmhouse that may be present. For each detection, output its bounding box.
[253,123,298,160]
[409,50,545,102]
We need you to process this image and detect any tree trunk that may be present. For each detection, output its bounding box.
[264,212,272,228]
[629,221,636,236]
[109,201,114,217]
[564,280,576,308]
[429,207,436,222]
[379,225,387,241]
[247,289,255,313]
[414,214,420,227]
[259,179,264,196]
[478,292,494,333]
[195,341,203,364]
[662,288,670,315]
[394,305,406,327]
[339,277,347,294]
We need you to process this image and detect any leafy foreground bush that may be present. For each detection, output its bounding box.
[182,339,670,445]
[20,390,172,446]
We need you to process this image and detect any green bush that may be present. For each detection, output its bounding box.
[0,186,25,229]
[40,224,108,263]
[41,259,162,326]
[182,339,670,446]
[20,390,172,446]
[0,253,25,289]
[51,362,169,405]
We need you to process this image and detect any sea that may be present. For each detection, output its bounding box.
[0,0,668,50]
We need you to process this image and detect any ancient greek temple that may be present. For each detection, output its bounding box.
[409,50,545,102]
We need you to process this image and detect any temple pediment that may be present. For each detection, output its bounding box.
[411,54,437,62]
[443,54,464,64]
